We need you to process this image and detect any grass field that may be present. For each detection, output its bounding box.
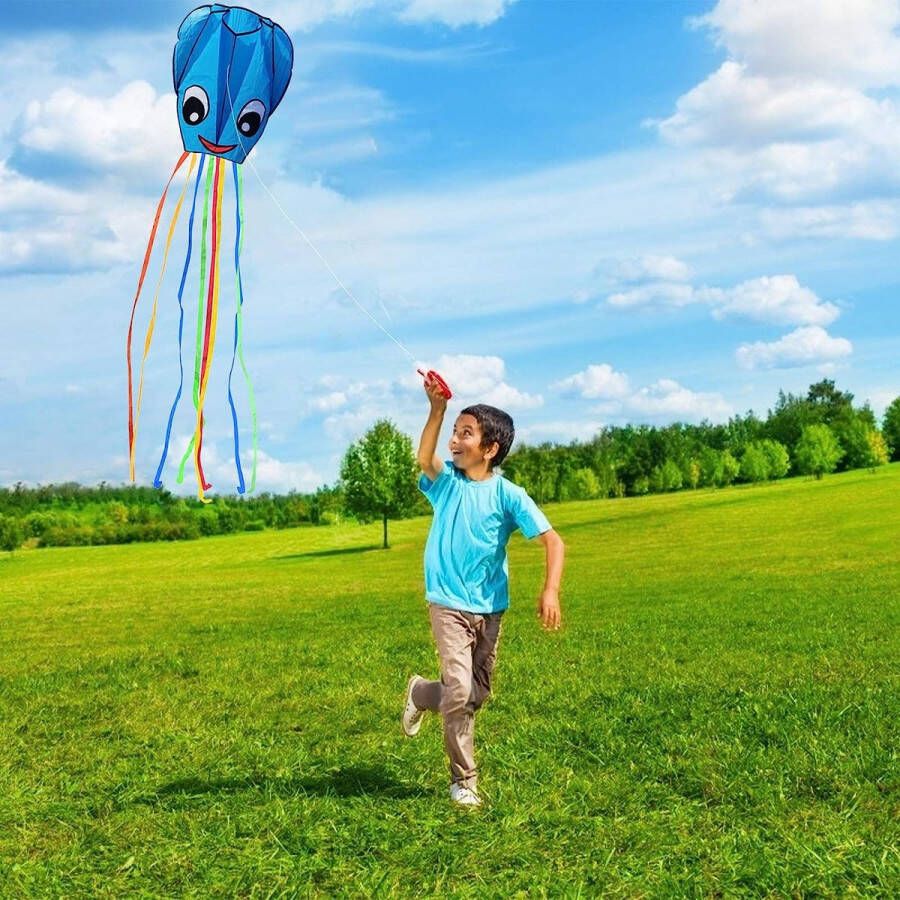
[1,466,898,897]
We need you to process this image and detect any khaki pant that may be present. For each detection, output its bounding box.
[412,603,503,790]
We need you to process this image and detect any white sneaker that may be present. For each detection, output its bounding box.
[449,783,482,807]
[402,675,426,737]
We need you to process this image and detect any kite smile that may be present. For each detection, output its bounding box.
[199,136,237,154]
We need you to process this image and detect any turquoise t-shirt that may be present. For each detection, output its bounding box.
[418,461,551,614]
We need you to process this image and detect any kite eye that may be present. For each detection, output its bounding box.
[237,100,266,138]
[182,86,209,125]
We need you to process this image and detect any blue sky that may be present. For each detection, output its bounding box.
[1,0,899,493]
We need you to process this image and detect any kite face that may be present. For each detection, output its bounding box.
[173,4,293,164]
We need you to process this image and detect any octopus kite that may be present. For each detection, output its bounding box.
[126,4,293,500]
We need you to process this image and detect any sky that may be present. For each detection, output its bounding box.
[1,0,899,494]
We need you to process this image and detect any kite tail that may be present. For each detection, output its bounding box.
[133,153,197,478]
[226,161,258,494]
[177,156,215,486]
[154,153,206,489]
[192,155,225,502]
[127,150,189,482]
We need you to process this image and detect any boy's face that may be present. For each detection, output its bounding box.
[449,414,498,471]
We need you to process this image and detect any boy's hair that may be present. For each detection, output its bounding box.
[460,404,515,468]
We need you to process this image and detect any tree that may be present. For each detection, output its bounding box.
[562,467,601,500]
[807,379,854,417]
[794,424,843,479]
[882,396,900,461]
[699,447,723,488]
[759,439,790,479]
[340,419,419,548]
[739,444,769,483]
[720,450,740,486]
[685,459,701,490]
[650,459,683,492]
[835,414,879,470]
[0,514,23,553]
[864,429,889,471]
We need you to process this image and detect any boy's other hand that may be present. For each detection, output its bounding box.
[424,374,448,412]
[537,588,561,630]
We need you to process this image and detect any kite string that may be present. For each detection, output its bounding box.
[223,77,418,367]
[155,152,207,489]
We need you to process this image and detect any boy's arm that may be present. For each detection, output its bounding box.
[417,377,447,481]
[536,528,564,630]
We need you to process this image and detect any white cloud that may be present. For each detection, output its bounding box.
[553,365,732,424]
[418,354,543,409]
[20,81,181,176]
[0,160,82,215]
[655,0,900,202]
[552,363,631,400]
[614,254,692,283]
[603,266,840,329]
[399,0,517,27]
[295,135,381,166]
[265,0,517,31]
[702,275,840,326]
[608,281,696,309]
[252,450,325,493]
[311,391,349,412]
[165,438,324,494]
[657,61,887,149]
[759,202,900,241]
[518,419,605,444]
[736,325,853,369]
[868,387,900,417]
[693,0,900,86]
[627,378,733,422]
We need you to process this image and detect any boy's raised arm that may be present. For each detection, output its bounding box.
[417,377,447,481]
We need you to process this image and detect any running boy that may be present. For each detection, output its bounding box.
[402,375,565,807]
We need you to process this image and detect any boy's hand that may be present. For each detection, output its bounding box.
[537,588,561,630]
[424,374,448,412]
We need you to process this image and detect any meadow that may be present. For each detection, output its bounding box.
[1,466,898,897]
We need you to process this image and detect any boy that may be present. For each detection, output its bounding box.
[402,375,565,807]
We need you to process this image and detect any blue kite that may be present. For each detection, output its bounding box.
[126,4,293,501]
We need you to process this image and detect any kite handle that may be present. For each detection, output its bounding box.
[417,368,452,400]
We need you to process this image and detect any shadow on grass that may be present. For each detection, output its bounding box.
[141,764,424,807]
[272,545,382,561]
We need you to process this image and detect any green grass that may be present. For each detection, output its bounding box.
[1,466,898,897]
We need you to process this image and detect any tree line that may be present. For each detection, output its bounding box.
[0,482,346,553]
[1,380,898,553]
[502,380,898,503]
